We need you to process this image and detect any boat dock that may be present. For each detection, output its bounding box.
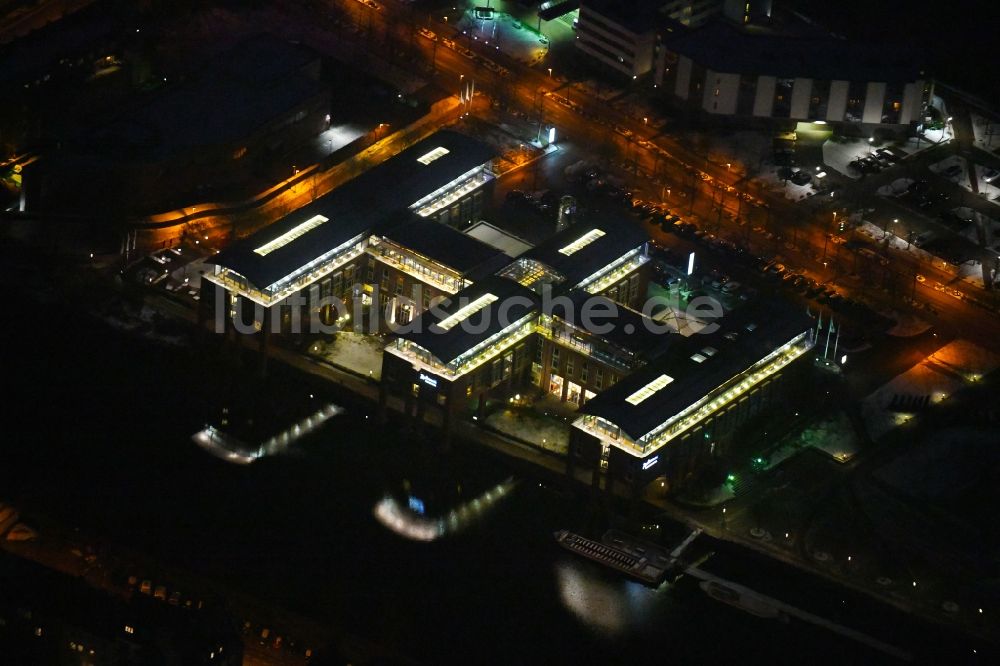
[554,529,676,585]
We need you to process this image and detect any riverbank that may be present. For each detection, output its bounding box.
[103,253,1000,650]
[0,243,994,662]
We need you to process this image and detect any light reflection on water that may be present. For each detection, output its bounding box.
[373,477,517,541]
[554,558,665,637]
[192,403,344,464]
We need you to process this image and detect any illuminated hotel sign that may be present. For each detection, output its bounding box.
[419,373,439,387]
[642,456,659,470]
[416,146,450,165]
[254,215,328,256]
[434,293,498,331]
[559,229,605,256]
[625,374,674,405]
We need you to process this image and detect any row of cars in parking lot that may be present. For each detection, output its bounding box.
[849,148,901,175]
[417,27,501,69]
[635,198,881,319]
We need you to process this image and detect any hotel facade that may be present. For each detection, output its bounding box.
[570,301,814,493]
[201,130,501,338]
[656,21,927,127]
[204,128,815,492]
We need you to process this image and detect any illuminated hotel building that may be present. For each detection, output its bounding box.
[380,220,657,433]
[203,128,813,491]
[569,299,814,493]
[201,130,501,334]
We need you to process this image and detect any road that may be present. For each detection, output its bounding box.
[319,0,1000,346]
[0,0,96,44]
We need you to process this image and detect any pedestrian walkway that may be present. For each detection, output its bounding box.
[685,565,912,660]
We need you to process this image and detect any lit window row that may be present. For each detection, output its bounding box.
[578,250,647,294]
[625,374,674,405]
[435,294,498,331]
[416,146,450,165]
[559,229,605,256]
[574,333,813,456]
[253,215,328,256]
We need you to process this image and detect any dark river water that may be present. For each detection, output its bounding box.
[0,281,989,665]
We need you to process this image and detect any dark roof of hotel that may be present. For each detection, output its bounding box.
[579,298,812,442]
[211,130,497,289]
[397,276,539,366]
[521,219,648,289]
[88,34,325,161]
[544,290,669,359]
[580,0,664,34]
[378,216,510,277]
[664,20,923,82]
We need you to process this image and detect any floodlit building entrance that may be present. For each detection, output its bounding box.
[567,381,582,405]
[549,374,564,398]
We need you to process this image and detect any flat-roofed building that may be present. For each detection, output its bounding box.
[202,130,499,334]
[535,289,666,407]
[383,275,541,433]
[657,20,926,127]
[368,216,513,329]
[0,552,243,665]
[570,299,814,493]
[575,0,662,79]
[32,34,331,215]
[381,220,656,433]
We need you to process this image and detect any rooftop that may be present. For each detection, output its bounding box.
[579,298,813,442]
[211,130,497,290]
[580,0,667,34]
[543,289,670,359]
[664,20,923,82]
[378,216,510,278]
[464,221,533,258]
[84,34,326,161]
[0,551,240,655]
[519,219,648,289]
[394,276,539,367]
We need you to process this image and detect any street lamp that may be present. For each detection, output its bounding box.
[547,68,552,78]
[868,137,874,154]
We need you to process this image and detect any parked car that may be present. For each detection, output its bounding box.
[942,164,963,178]
[790,170,812,186]
[876,148,900,163]
[764,262,786,277]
